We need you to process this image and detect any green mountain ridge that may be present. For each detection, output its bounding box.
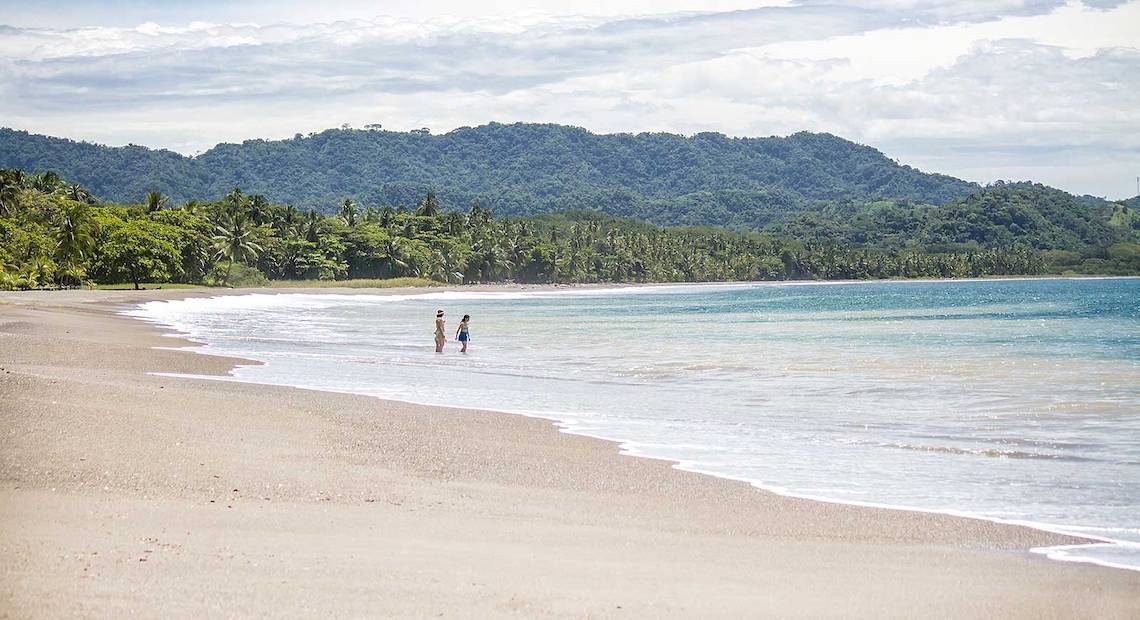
[3,123,1135,270]
[777,182,1137,252]
[0,123,976,227]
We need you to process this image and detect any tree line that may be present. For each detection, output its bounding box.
[0,169,1061,290]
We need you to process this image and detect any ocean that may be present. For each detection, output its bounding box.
[128,277,1140,571]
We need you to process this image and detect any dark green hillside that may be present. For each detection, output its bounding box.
[0,132,194,205]
[770,183,1130,252]
[0,124,976,223]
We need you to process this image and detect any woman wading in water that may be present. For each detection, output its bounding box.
[434,309,446,353]
[455,314,471,353]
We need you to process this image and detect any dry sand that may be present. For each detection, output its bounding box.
[1,288,1137,618]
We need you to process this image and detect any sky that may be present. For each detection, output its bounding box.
[1,1,1137,198]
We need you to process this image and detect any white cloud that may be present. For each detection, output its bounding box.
[757,0,1140,84]
[0,0,1137,197]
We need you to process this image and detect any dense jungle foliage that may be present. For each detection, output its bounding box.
[2,168,1136,290]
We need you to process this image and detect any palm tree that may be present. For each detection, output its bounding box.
[379,206,395,227]
[416,192,442,217]
[0,265,19,291]
[55,203,95,286]
[144,190,168,213]
[213,212,263,284]
[249,194,270,225]
[33,171,62,193]
[507,234,531,273]
[182,234,212,282]
[3,169,25,187]
[66,184,94,204]
[468,202,491,228]
[268,204,299,234]
[339,199,358,227]
[20,256,56,289]
[443,211,466,235]
[283,205,300,228]
[376,237,409,277]
[472,235,513,281]
[426,248,465,283]
[223,187,246,219]
[300,210,321,243]
[0,173,20,216]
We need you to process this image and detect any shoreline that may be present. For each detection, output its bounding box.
[126,284,1140,575]
[14,271,1140,296]
[3,288,1139,617]
[147,357,1135,576]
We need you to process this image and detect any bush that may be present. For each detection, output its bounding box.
[1076,258,1113,274]
[211,263,269,288]
[0,267,18,290]
[1107,242,1140,262]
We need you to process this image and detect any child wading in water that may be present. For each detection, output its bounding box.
[455,314,471,353]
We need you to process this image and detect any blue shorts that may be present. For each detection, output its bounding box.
[458,332,469,342]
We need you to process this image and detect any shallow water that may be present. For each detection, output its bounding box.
[129,278,1140,570]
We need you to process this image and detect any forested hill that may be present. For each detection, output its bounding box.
[0,123,977,224]
[772,182,1138,253]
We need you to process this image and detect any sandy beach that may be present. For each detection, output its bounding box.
[1,288,1137,618]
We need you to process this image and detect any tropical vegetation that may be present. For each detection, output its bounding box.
[2,168,1136,290]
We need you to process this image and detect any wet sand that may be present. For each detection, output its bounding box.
[1,288,1137,617]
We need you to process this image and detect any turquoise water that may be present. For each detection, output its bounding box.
[130,278,1140,570]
